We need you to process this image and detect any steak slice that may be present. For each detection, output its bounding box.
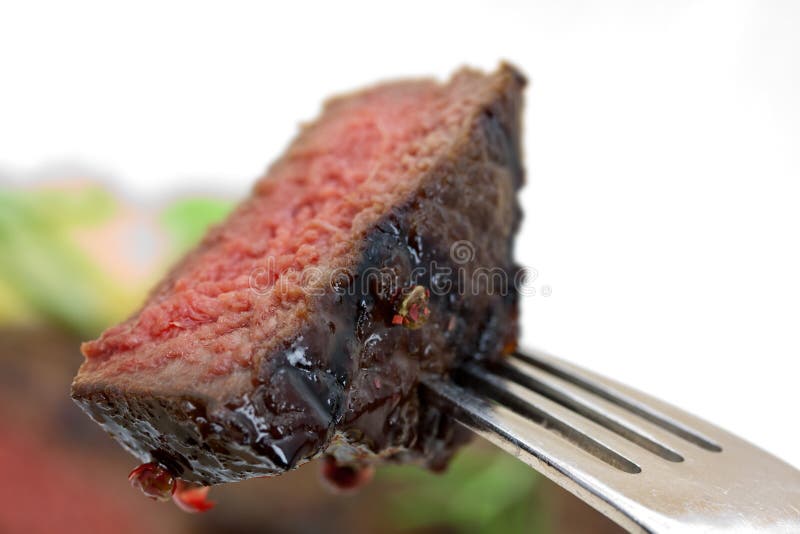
[72,64,526,485]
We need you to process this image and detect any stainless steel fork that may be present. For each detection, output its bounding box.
[423,348,800,533]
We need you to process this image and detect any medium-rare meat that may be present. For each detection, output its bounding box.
[71,63,526,488]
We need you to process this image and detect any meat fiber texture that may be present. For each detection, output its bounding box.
[72,64,526,484]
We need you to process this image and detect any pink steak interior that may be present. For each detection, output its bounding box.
[82,71,491,384]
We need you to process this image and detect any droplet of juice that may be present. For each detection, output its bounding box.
[128,462,175,502]
[319,455,375,493]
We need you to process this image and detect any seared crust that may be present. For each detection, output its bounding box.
[72,64,525,484]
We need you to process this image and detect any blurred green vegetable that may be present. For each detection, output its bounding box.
[160,197,233,255]
[0,186,233,337]
[380,446,546,534]
[0,186,128,336]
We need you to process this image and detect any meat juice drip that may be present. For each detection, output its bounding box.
[319,455,375,494]
[128,462,174,501]
[129,462,215,512]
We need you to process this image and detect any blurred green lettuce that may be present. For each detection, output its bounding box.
[380,446,547,534]
[0,185,232,337]
[160,197,233,256]
[0,186,124,335]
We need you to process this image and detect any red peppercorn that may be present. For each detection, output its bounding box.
[393,285,431,329]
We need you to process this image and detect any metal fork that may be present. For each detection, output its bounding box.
[423,348,800,533]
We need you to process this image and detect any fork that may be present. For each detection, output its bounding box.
[423,348,800,533]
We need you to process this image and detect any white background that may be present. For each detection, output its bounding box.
[2,1,799,469]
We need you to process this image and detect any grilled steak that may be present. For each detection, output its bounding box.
[72,64,526,486]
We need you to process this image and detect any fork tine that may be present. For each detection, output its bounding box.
[516,348,723,451]
[459,362,668,472]
[500,355,690,461]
